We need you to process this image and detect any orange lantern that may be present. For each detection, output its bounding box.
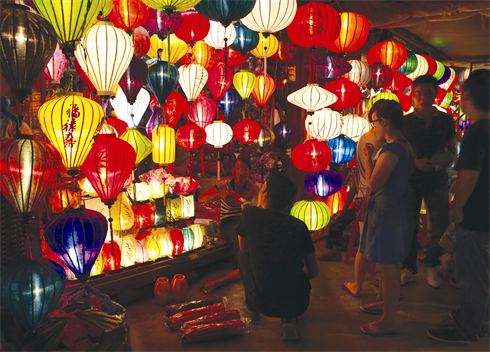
[48,188,78,214]
[252,73,275,107]
[180,41,218,70]
[367,40,407,71]
[107,0,150,32]
[324,188,348,215]
[325,12,369,54]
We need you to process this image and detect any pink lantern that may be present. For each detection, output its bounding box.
[189,94,217,129]
[43,44,67,84]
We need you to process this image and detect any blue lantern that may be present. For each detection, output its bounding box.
[181,227,195,252]
[147,60,179,106]
[219,88,242,124]
[195,0,257,28]
[230,24,260,56]
[44,206,108,281]
[1,258,66,332]
[305,168,343,198]
[327,135,357,165]
[274,121,295,150]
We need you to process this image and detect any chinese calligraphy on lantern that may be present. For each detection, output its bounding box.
[63,103,80,148]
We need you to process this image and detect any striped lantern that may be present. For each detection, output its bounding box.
[290,198,330,231]
[305,108,342,141]
[341,114,370,142]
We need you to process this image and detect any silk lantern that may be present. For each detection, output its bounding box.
[241,0,297,35]
[169,229,184,255]
[406,54,428,80]
[206,120,233,148]
[219,88,243,123]
[43,44,68,85]
[397,49,418,76]
[44,206,108,280]
[315,56,352,80]
[292,139,332,173]
[135,239,150,263]
[120,128,153,164]
[147,59,180,106]
[290,198,330,231]
[370,63,393,90]
[305,108,342,141]
[141,0,201,12]
[37,94,104,176]
[396,92,412,112]
[324,188,347,215]
[433,60,446,81]
[324,77,361,110]
[164,91,190,128]
[305,168,342,198]
[119,235,137,267]
[343,60,371,87]
[327,135,357,164]
[0,259,66,332]
[147,34,188,64]
[112,88,150,128]
[107,0,150,32]
[175,10,210,46]
[253,125,275,151]
[0,136,60,223]
[233,70,256,100]
[250,33,279,58]
[252,73,276,107]
[367,40,407,71]
[181,227,195,252]
[440,67,457,91]
[326,12,369,53]
[107,113,129,136]
[178,64,209,103]
[132,26,151,57]
[33,0,99,58]
[127,182,152,202]
[273,36,297,61]
[144,8,182,40]
[421,55,437,76]
[189,224,204,248]
[109,191,134,231]
[383,71,412,93]
[434,87,448,107]
[204,21,236,50]
[231,24,259,55]
[90,253,104,276]
[274,121,295,150]
[274,76,295,112]
[287,79,338,115]
[207,63,234,101]
[118,56,149,105]
[1,4,58,103]
[133,201,155,229]
[233,118,261,144]
[102,241,121,271]
[176,122,207,151]
[74,57,97,92]
[218,47,246,67]
[146,235,161,261]
[190,94,217,129]
[180,41,218,69]
[48,188,78,214]
[152,124,175,164]
[195,0,256,28]
[341,114,370,142]
[366,91,399,110]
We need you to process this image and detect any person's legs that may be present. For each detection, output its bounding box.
[237,250,260,323]
[318,207,357,261]
[402,183,423,275]
[343,251,370,297]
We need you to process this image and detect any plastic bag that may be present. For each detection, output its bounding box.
[440,222,456,253]
[179,320,245,343]
[164,304,225,331]
[201,269,241,294]
[178,309,240,333]
[166,297,223,317]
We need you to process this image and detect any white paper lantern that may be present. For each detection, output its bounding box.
[178,64,209,103]
[180,194,195,219]
[407,54,429,80]
[341,114,370,142]
[305,108,342,141]
[287,83,338,115]
[343,60,371,87]
[127,182,152,202]
[111,88,150,128]
[189,224,204,248]
[241,0,297,35]
[204,21,236,49]
[119,236,137,268]
[205,121,233,148]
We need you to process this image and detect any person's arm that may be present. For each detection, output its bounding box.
[446,135,458,166]
[451,169,480,224]
[198,186,227,203]
[364,146,399,192]
[302,252,319,279]
[238,234,249,254]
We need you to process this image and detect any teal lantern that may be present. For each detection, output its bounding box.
[230,24,259,55]
[290,198,330,231]
[397,49,417,76]
[327,135,356,165]
[1,259,66,332]
[147,59,179,106]
[181,227,195,252]
[195,0,257,28]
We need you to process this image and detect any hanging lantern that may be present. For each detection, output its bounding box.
[230,24,259,55]
[43,44,68,85]
[433,60,446,81]
[190,94,217,129]
[367,40,407,71]
[253,125,275,151]
[274,77,295,112]
[327,135,357,164]
[315,56,352,80]
[178,64,209,103]
[90,253,105,276]
[440,67,457,91]
[434,87,448,107]
[204,21,236,50]
[146,235,161,261]
[287,83,337,115]
[120,128,153,164]
[305,108,342,141]
[181,227,195,252]
[292,139,332,173]
[74,57,97,92]
[252,73,276,107]
[81,134,136,205]
[195,0,256,28]
[146,108,166,138]
[1,4,58,103]
[147,60,180,106]
[48,188,79,214]
[207,63,234,101]
[119,235,137,267]
[144,8,182,40]
[189,224,204,248]
[341,114,370,142]
[112,88,150,128]
[141,0,201,12]
[147,34,188,64]
[33,0,99,58]
[324,77,361,110]
[107,113,129,136]
[397,49,418,76]
[164,91,190,128]
[421,55,437,76]
[440,91,454,109]
[152,124,175,164]
[324,188,347,215]
[369,63,393,90]
[205,120,233,148]
[233,70,256,100]
[396,92,412,112]
[0,259,66,332]
[37,94,104,176]
[107,0,150,32]
[290,198,330,231]
[457,67,471,87]
[273,36,297,61]
[0,136,60,223]
[218,47,246,67]
[305,168,342,198]
[250,33,279,58]
[135,239,150,263]
[109,191,135,231]
[132,26,151,58]
[233,118,261,144]
[118,56,149,105]
[180,41,218,69]
[343,60,371,87]
[406,54,428,80]
[219,88,243,124]
[133,201,155,229]
[287,2,340,49]
[44,206,108,280]
[169,229,184,255]
[241,0,297,35]
[367,91,399,110]
[127,182,152,202]
[274,121,294,150]
[383,71,412,94]
[176,122,207,151]
[325,12,369,53]
[175,10,210,46]
[101,242,121,271]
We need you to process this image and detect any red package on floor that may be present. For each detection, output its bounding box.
[179,320,245,343]
[178,309,241,333]
[166,297,223,317]
[164,303,225,331]
[200,269,241,294]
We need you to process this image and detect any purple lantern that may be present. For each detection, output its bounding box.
[315,56,352,80]
[458,117,471,130]
[118,56,148,105]
[438,65,451,85]
[369,63,393,90]
[146,106,166,139]
[273,121,295,150]
[305,168,343,198]
[144,9,183,40]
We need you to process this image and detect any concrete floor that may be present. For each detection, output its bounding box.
[126,244,489,351]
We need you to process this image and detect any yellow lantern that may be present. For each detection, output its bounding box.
[183,41,218,70]
[141,0,200,12]
[120,128,153,165]
[119,235,137,267]
[152,124,176,165]
[154,227,173,257]
[146,235,161,261]
[79,177,98,197]
[110,191,134,231]
[189,224,204,248]
[251,33,279,58]
[166,196,182,222]
[290,198,330,231]
[37,94,104,176]
[233,70,256,100]
[90,252,105,276]
[147,34,188,64]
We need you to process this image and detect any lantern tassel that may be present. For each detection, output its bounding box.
[217,150,220,181]
[108,205,114,255]
[132,168,137,210]
[264,46,267,77]
[201,149,205,178]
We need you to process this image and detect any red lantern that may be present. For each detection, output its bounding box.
[169,229,184,255]
[149,94,159,110]
[421,55,437,76]
[324,77,361,110]
[218,47,246,67]
[102,242,121,271]
[48,188,78,214]
[369,63,393,90]
[189,94,217,129]
[383,71,412,93]
[132,27,151,58]
[207,63,233,102]
[175,10,210,46]
[80,134,136,206]
[252,73,276,107]
[396,92,412,112]
[434,87,448,106]
[272,36,297,61]
[323,188,348,215]
[176,122,207,151]
[367,40,407,70]
[325,12,369,53]
[107,0,150,32]
[164,91,189,129]
[292,139,332,173]
[133,202,155,229]
[106,114,129,136]
[287,2,340,48]
[233,118,261,144]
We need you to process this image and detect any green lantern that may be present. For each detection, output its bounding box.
[290,198,330,231]
[397,49,417,76]
[433,61,446,81]
[441,91,454,109]
[147,60,179,106]
[120,128,153,165]
[181,227,195,252]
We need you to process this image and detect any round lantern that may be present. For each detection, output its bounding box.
[292,139,332,173]
[367,40,407,71]
[252,73,276,107]
[0,136,60,223]
[102,242,121,271]
[219,88,243,124]
[37,94,104,176]
[440,67,457,91]
[175,10,210,46]
[205,120,233,148]
[241,0,297,35]
[341,114,370,142]
[190,94,217,129]
[107,0,150,32]
[324,77,361,110]
[324,188,347,215]
[233,70,256,100]
[107,113,129,136]
[421,55,437,76]
[1,259,66,332]
[233,118,261,144]
[397,49,418,76]
[272,36,297,61]
[189,224,204,248]
[383,71,412,93]
[327,135,357,164]
[290,198,330,231]
[111,88,150,128]
[178,64,209,103]
[433,60,446,81]
[43,44,68,85]
[176,122,207,151]
[343,60,371,87]
[33,0,99,58]
[287,2,340,49]
[305,168,343,198]
[181,227,194,252]
[147,60,180,106]
[218,47,246,67]
[250,33,279,58]
[133,201,155,229]
[230,24,259,55]
[273,121,295,150]
[315,56,352,80]
[144,8,182,40]
[369,63,393,90]
[253,125,275,151]
[406,54,429,80]
[141,0,201,12]
[195,0,256,28]
[207,63,234,101]
[118,56,149,105]
[119,128,153,165]
[287,83,338,115]
[305,108,342,141]
[119,235,138,268]
[44,206,108,280]
[325,12,369,53]
[204,21,236,50]
[132,26,151,58]
[80,134,137,205]
[274,77,295,112]
[180,41,218,69]
[147,34,188,64]
[152,124,175,165]
[366,91,399,110]
[1,4,58,103]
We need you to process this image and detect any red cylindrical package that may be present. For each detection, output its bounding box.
[164,303,225,331]
[178,309,241,333]
[200,269,241,294]
[179,320,245,343]
[166,297,223,317]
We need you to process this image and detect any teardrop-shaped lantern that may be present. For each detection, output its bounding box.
[43,44,68,85]
[207,62,234,101]
[341,114,370,142]
[147,60,180,106]
[219,88,243,123]
[230,24,259,55]
[305,108,342,141]
[175,10,210,46]
[287,83,338,115]
[205,120,233,148]
[397,49,418,76]
[111,88,150,128]
[305,168,342,198]
[178,63,209,103]
[204,21,236,49]
[273,121,294,150]
[147,34,188,64]
[144,8,182,40]
[290,198,330,231]
[190,94,217,129]
[327,135,357,165]
[324,77,361,110]
[152,124,176,165]
[233,70,256,100]
[315,56,352,80]
[252,73,276,107]
[241,0,297,35]
[233,118,261,144]
[120,128,153,164]
[141,0,201,12]
[367,40,407,71]
[110,191,135,231]
[176,122,207,151]
[107,0,150,32]
[38,94,104,176]
[253,125,275,151]
[1,4,58,103]
[132,26,151,58]
[343,60,371,87]
[325,12,369,53]
[195,0,256,28]
[180,41,219,69]
[118,56,149,105]
[291,139,332,173]
[250,33,279,58]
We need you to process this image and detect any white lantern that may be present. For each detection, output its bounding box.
[457,67,471,86]
[178,64,209,103]
[189,224,204,248]
[241,0,297,35]
[205,121,233,148]
[343,60,371,87]
[127,182,152,202]
[77,22,134,98]
[440,67,456,91]
[180,194,195,219]
[341,114,370,142]
[287,83,338,115]
[119,236,137,268]
[204,21,236,50]
[305,108,342,141]
[111,88,150,128]
[407,54,429,80]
